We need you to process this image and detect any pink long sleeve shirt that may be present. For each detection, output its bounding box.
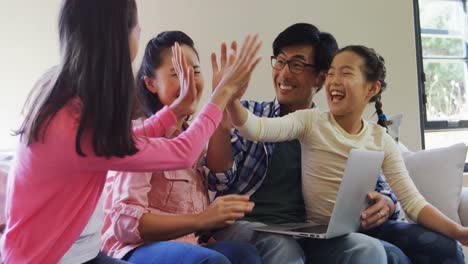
[1,73,222,264]
[101,124,210,259]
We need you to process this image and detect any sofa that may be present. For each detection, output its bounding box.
[459,189,468,260]
[1,143,468,262]
[397,142,468,261]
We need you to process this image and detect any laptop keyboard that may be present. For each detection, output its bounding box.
[290,225,328,234]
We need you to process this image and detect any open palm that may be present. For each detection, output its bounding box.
[170,42,203,117]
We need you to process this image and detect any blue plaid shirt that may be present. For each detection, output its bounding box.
[204,99,402,220]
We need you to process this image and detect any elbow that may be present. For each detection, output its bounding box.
[180,155,196,169]
[111,213,144,244]
[172,139,200,169]
[187,156,198,168]
[135,224,152,243]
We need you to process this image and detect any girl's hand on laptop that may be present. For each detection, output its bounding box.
[360,191,392,229]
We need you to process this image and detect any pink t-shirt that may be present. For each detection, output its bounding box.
[1,72,222,263]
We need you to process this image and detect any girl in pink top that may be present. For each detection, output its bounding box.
[1,0,263,263]
[101,31,261,264]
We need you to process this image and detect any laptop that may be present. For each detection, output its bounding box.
[253,149,385,239]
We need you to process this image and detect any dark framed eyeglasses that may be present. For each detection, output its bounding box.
[271,56,316,74]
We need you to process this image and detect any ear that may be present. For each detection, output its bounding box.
[315,71,327,92]
[144,76,158,94]
[367,80,381,99]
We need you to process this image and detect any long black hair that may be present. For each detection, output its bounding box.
[16,0,139,158]
[136,31,198,116]
[337,45,388,129]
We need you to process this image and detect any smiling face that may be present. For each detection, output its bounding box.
[272,45,322,113]
[146,44,203,106]
[325,51,380,119]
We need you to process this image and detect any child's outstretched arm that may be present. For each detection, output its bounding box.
[206,42,237,173]
[227,99,310,143]
[417,205,468,246]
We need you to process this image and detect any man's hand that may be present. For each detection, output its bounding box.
[360,191,394,230]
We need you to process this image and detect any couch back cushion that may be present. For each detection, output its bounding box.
[402,143,467,224]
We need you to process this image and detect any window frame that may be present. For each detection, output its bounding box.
[413,0,468,171]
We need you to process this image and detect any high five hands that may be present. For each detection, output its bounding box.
[211,34,262,104]
[169,42,204,119]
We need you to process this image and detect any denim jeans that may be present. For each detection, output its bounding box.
[122,240,261,264]
[363,220,465,264]
[83,251,131,264]
[212,220,388,264]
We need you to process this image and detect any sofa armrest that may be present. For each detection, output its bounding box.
[458,187,468,226]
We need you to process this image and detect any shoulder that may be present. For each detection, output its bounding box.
[364,121,388,135]
[60,98,82,126]
[240,99,277,117]
[364,121,398,150]
[291,108,322,120]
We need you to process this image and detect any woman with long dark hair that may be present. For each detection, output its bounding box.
[1,0,262,263]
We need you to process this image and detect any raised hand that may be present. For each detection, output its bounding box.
[211,42,237,92]
[211,42,237,128]
[211,34,262,107]
[196,194,254,230]
[169,42,203,120]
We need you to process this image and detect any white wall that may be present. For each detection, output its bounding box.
[0,0,61,150]
[0,0,422,151]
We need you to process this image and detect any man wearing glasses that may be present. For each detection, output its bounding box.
[204,23,405,264]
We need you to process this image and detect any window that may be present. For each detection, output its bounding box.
[414,0,468,170]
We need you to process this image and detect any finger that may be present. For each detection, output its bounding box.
[218,194,250,202]
[248,55,262,73]
[238,54,261,91]
[244,34,260,65]
[247,39,262,66]
[177,71,187,99]
[225,220,235,225]
[362,205,389,229]
[243,34,259,65]
[238,35,252,64]
[211,52,219,74]
[363,214,387,230]
[171,46,179,73]
[179,44,189,80]
[367,191,379,201]
[364,211,382,227]
[194,67,203,102]
[172,44,183,76]
[220,42,227,68]
[187,66,194,85]
[361,213,379,229]
[236,35,259,77]
[361,203,381,220]
[175,43,183,73]
[227,41,238,66]
[224,212,246,221]
[224,202,255,213]
[186,66,195,98]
